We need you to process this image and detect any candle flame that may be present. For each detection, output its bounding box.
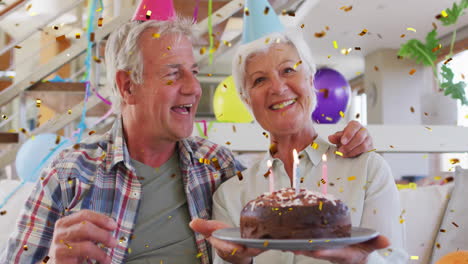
[322,154,327,162]
[293,149,299,164]
[267,160,272,168]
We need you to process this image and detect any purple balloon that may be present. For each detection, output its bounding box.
[312,68,351,124]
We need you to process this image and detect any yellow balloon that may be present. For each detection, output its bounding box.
[213,75,253,123]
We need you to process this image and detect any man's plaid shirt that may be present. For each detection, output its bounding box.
[1,118,243,264]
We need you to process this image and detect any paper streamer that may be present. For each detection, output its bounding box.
[193,0,200,22]
[208,0,214,64]
[195,120,214,138]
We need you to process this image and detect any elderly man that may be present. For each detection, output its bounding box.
[0,16,373,264]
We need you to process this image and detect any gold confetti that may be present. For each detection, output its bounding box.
[263,241,269,247]
[400,218,405,224]
[264,6,269,15]
[318,201,323,211]
[325,116,333,121]
[434,176,442,180]
[340,5,353,12]
[236,171,243,181]
[359,29,368,36]
[314,31,326,38]
[293,60,302,69]
[461,74,465,80]
[409,69,416,75]
[341,48,352,55]
[339,111,345,118]
[23,245,28,251]
[146,10,152,19]
[390,145,395,148]
[452,222,459,227]
[212,158,221,170]
[432,44,442,53]
[436,243,441,249]
[166,80,173,85]
[400,34,406,38]
[0,210,6,215]
[68,109,72,115]
[73,143,80,150]
[75,33,81,39]
[98,17,103,27]
[36,98,41,107]
[440,229,446,233]
[199,47,206,55]
[311,142,319,149]
[424,112,429,116]
[355,113,360,119]
[410,256,419,260]
[93,56,102,63]
[308,240,313,243]
[14,45,22,49]
[355,47,361,50]
[56,35,66,42]
[96,7,102,12]
[166,46,171,51]
[407,27,416,32]
[410,106,415,113]
[55,135,61,144]
[444,58,452,64]
[42,256,50,263]
[367,149,377,152]
[2,114,7,120]
[232,125,237,133]
[223,40,232,47]
[196,252,203,258]
[333,41,338,49]
[26,4,32,11]
[244,8,250,16]
[449,158,460,164]
[300,24,305,29]
[347,176,356,181]
[231,248,237,255]
[335,151,343,156]
[264,37,271,44]
[374,66,379,71]
[441,10,448,18]
[425,126,432,131]
[262,132,269,138]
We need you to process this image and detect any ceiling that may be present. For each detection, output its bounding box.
[211,0,468,80]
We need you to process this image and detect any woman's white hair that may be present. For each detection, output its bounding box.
[232,28,317,104]
[105,16,196,114]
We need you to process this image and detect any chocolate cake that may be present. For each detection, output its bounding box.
[240,188,351,239]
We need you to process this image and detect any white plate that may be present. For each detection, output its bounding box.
[212,227,379,251]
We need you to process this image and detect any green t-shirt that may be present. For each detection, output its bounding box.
[125,154,200,264]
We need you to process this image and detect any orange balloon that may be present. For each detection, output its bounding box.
[436,251,468,264]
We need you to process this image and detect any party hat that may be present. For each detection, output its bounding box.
[132,0,176,21]
[242,0,285,44]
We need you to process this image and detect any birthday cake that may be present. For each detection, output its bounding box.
[240,188,351,239]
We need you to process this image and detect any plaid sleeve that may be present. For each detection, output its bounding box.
[0,162,65,264]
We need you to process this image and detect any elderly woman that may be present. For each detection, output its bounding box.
[191,24,407,264]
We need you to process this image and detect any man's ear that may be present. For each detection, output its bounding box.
[116,70,137,105]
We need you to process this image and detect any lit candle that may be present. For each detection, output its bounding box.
[267,160,275,193]
[321,154,328,195]
[293,149,300,194]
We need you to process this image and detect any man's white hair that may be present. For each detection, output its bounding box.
[105,16,196,114]
[232,28,317,105]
